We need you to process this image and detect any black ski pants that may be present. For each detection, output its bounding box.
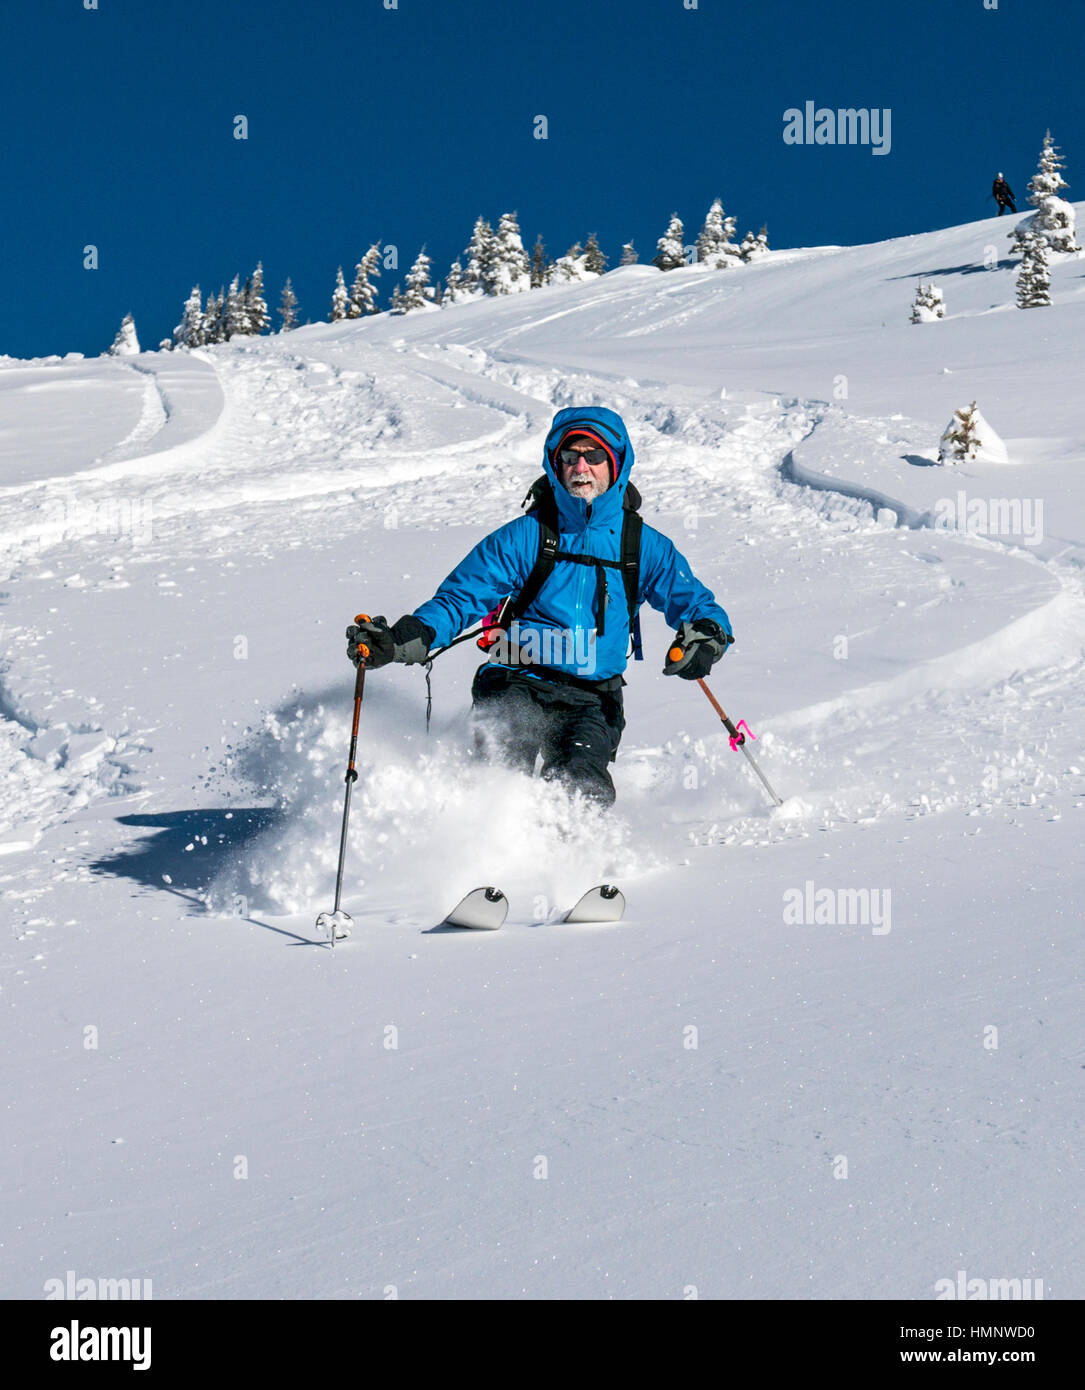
[470,664,625,808]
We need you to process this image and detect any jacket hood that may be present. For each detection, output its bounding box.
[542,406,635,530]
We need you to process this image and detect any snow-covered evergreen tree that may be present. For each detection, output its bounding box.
[443,259,468,305]
[1015,231,1052,308]
[909,280,945,323]
[653,214,686,271]
[224,276,249,337]
[937,401,1010,464]
[389,283,405,315]
[490,212,531,294]
[938,402,981,463]
[108,312,140,356]
[173,286,205,348]
[583,233,608,275]
[401,248,436,311]
[550,242,597,282]
[203,288,226,344]
[1010,130,1081,258]
[530,235,550,288]
[348,244,381,318]
[329,267,350,322]
[247,262,270,334]
[278,278,299,331]
[1036,136,1080,251]
[462,217,497,297]
[237,275,255,335]
[695,199,739,267]
[620,241,638,266]
[739,225,770,262]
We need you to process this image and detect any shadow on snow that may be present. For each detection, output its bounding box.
[90,806,281,906]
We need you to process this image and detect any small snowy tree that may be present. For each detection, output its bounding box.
[241,270,259,333]
[348,243,381,318]
[247,262,270,334]
[203,288,226,344]
[401,248,435,311]
[490,212,531,294]
[389,283,405,315]
[530,234,550,288]
[462,217,497,297]
[739,225,770,262]
[443,258,468,305]
[224,275,249,338]
[108,312,140,356]
[938,402,982,463]
[173,286,205,348]
[329,266,350,322]
[550,242,598,282]
[695,198,739,267]
[909,280,945,323]
[653,214,686,271]
[1010,130,1081,258]
[237,275,253,335]
[1015,231,1052,308]
[620,241,638,266]
[278,278,299,331]
[937,402,1007,464]
[583,232,608,275]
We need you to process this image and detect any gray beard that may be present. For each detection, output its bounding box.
[564,479,607,501]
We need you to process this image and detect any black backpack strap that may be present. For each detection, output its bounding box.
[621,486,644,660]
[505,477,560,625]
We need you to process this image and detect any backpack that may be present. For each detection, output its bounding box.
[479,475,644,661]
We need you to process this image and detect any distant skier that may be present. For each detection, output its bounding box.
[346,406,733,807]
[992,173,1016,215]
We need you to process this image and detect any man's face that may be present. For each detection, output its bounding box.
[558,437,611,502]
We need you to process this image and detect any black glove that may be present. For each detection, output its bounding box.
[663,618,732,680]
[346,614,434,668]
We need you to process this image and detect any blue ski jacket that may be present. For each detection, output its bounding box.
[413,406,732,681]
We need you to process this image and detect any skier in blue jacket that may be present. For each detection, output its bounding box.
[347,406,732,806]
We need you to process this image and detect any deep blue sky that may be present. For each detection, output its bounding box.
[2,0,1081,357]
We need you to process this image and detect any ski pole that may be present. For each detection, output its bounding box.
[316,613,371,946]
[670,644,784,807]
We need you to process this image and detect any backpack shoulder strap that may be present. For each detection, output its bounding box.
[620,486,642,618]
[620,486,644,660]
[506,477,560,623]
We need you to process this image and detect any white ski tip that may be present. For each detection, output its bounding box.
[443,886,509,930]
[564,884,625,924]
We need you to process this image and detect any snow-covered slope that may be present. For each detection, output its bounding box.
[2,211,1082,1299]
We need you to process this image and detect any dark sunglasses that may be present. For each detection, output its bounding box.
[558,447,610,467]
